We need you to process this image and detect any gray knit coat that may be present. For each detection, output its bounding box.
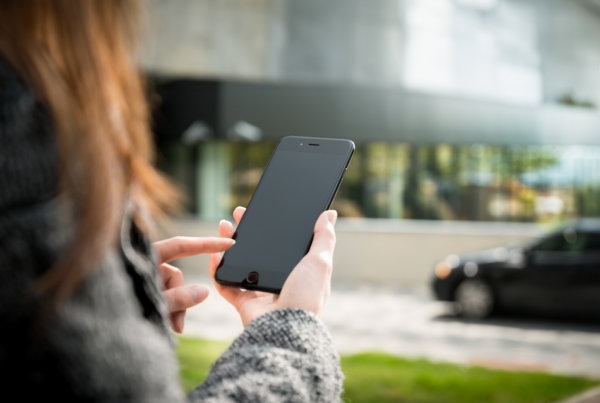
[0,57,344,402]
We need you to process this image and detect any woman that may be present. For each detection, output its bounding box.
[0,1,343,401]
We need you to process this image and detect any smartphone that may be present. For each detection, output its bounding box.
[215,136,355,293]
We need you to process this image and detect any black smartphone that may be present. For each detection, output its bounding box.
[215,136,355,294]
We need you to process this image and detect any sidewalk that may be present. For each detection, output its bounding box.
[182,273,600,379]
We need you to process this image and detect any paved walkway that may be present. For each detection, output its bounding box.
[182,273,600,378]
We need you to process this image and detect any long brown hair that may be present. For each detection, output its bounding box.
[0,0,178,309]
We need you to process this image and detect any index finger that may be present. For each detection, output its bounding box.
[154,236,235,264]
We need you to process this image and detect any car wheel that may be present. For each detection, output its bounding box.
[455,279,494,319]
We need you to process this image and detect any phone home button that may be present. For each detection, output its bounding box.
[246,272,259,284]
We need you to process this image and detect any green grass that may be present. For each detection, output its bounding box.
[176,337,598,403]
[340,353,597,403]
[177,337,231,392]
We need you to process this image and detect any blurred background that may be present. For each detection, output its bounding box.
[143,0,600,400]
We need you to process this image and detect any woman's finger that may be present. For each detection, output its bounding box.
[306,210,337,259]
[163,284,209,312]
[219,219,236,239]
[160,263,188,333]
[159,263,184,290]
[154,236,235,264]
[301,210,337,276]
[209,252,242,304]
[171,311,185,334]
[233,206,246,225]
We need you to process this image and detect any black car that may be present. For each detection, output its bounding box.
[431,219,600,320]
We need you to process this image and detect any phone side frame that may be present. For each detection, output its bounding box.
[214,137,355,293]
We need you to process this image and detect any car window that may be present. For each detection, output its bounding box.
[584,232,600,251]
[535,233,567,252]
[564,230,589,252]
[534,229,589,253]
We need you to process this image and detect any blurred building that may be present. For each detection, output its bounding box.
[144,0,600,223]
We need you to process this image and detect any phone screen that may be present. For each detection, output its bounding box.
[216,137,353,292]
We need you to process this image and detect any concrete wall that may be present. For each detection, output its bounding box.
[144,0,600,108]
[539,0,600,107]
[144,0,278,79]
[163,217,549,289]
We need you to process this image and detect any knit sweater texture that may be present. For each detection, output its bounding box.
[0,57,344,402]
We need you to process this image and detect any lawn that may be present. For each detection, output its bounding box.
[176,337,598,403]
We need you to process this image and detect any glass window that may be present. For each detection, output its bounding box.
[534,230,600,253]
[156,141,600,223]
[584,233,600,251]
[562,231,588,253]
[534,233,568,252]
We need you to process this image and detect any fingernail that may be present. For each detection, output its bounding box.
[191,286,208,303]
[326,210,338,225]
[231,240,236,245]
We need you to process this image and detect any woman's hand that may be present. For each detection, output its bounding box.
[153,236,235,333]
[210,207,337,327]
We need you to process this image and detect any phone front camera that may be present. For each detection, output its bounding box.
[300,143,303,146]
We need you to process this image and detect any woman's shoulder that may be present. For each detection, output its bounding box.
[0,54,21,81]
[0,55,36,119]
[0,54,45,124]
[0,55,58,214]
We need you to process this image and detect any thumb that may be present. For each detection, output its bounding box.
[163,284,209,312]
[307,210,337,258]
